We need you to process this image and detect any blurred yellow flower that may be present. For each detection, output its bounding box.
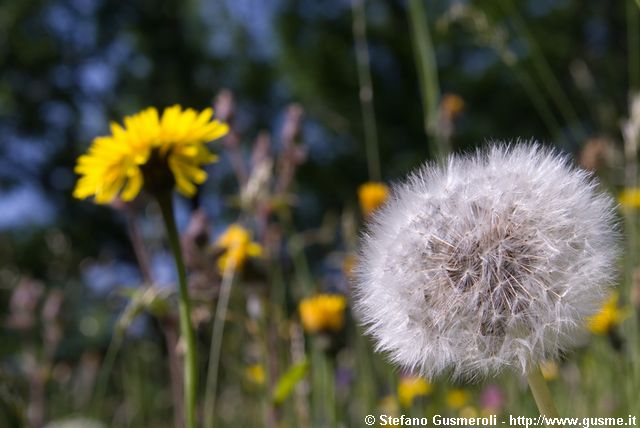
[244,364,265,386]
[298,294,347,334]
[215,224,263,273]
[459,406,478,418]
[539,360,558,381]
[358,182,389,216]
[446,389,470,410]
[587,292,630,335]
[74,105,228,204]
[397,376,432,408]
[342,254,356,279]
[378,394,400,417]
[619,188,640,208]
[441,93,465,118]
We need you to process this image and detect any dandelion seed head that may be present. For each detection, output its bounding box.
[354,144,619,379]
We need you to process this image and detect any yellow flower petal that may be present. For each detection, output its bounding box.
[358,182,389,216]
[619,188,640,208]
[73,105,228,203]
[215,224,262,272]
[397,377,432,408]
[298,294,347,334]
[587,292,630,335]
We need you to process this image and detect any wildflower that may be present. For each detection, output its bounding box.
[618,188,640,209]
[441,93,465,119]
[354,144,619,379]
[342,254,356,279]
[397,376,432,408]
[446,389,470,409]
[73,105,228,203]
[459,406,478,418]
[299,294,347,334]
[378,394,400,416]
[587,292,629,335]
[215,224,263,273]
[358,182,389,216]
[539,361,558,381]
[244,364,265,386]
[480,385,504,413]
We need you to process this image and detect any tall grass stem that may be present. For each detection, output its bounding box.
[407,0,447,157]
[203,258,237,428]
[351,0,382,181]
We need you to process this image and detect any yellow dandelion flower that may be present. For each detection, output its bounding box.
[397,376,432,408]
[446,389,470,410]
[244,364,265,386]
[298,294,347,334]
[358,182,389,217]
[619,188,640,208]
[215,224,263,273]
[459,406,478,419]
[539,360,558,381]
[342,254,356,279]
[73,105,228,204]
[441,93,465,118]
[587,292,630,335]
[378,394,400,417]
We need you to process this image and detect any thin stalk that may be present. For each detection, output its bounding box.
[351,0,382,181]
[500,1,586,141]
[156,193,197,428]
[629,0,640,91]
[527,366,560,423]
[91,328,123,417]
[203,258,237,428]
[510,61,567,145]
[407,0,446,157]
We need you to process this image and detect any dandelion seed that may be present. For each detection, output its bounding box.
[73,105,228,203]
[298,294,347,334]
[354,144,619,379]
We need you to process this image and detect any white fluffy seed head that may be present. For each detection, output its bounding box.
[354,143,619,380]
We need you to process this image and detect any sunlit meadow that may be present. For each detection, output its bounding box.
[1,1,639,427]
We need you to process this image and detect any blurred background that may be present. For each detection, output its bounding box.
[1,0,639,427]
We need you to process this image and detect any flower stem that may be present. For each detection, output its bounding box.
[156,192,197,428]
[203,259,236,428]
[527,366,560,424]
[351,0,382,181]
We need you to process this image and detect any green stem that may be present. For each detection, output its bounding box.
[351,0,382,181]
[156,192,197,428]
[407,0,446,158]
[527,366,560,423]
[91,327,123,418]
[628,0,640,91]
[203,259,236,428]
[500,0,586,142]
